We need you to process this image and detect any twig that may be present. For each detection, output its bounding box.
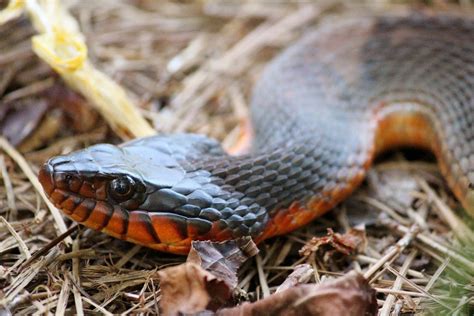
[363,225,419,280]
[0,136,71,242]
[2,77,54,102]
[56,274,71,316]
[379,250,417,315]
[0,155,17,220]
[81,296,114,316]
[417,177,474,244]
[72,238,85,316]
[384,219,474,274]
[256,254,271,298]
[385,265,453,311]
[0,216,31,259]
[424,257,450,292]
[20,225,78,270]
[374,288,428,297]
[57,249,96,261]
[356,255,424,279]
[114,244,142,269]
[357,196,411,226]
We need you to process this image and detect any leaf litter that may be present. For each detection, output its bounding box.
[0,0,473,315]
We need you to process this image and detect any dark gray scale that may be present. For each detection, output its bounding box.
[354,25,474,189]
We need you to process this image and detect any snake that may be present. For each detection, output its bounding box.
[39,13,474,254]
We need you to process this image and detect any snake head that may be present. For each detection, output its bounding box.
[39,144,150,213]
[39,135,266,254]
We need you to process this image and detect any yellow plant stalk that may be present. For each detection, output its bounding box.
[0,0,156,139]
[0,0,24,24]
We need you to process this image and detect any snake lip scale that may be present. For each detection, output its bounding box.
[39,13,474,254]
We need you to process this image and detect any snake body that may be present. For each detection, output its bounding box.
[39,14,474,254]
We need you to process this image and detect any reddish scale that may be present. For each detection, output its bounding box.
[149,214,187,244]
[50,189,68,206]
[59,195,81,215]
[93,178,108,200]
[125,211,158,245]
[102,206,128,239]
[83,201,113,230]
[78,181,96,199]
[70,199,95,222]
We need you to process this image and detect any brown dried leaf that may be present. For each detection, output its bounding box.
[299,227,367,259]
[0,83,98,151]
[0,98,48,146]
[217,271,377,316]
[158,238,259,315]
[158,262,232,316]
[188,237,259,288]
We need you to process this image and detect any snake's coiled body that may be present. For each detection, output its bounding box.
[40,14,474,254]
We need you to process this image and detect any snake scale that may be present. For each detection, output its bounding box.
[39,13,474,254]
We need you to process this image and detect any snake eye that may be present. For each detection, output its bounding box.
[109,176,135,201]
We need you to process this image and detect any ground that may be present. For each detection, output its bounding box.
[0,0,473,315]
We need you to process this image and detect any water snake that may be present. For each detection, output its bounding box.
[39,13,474,254]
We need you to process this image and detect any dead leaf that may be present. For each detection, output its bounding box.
[188,237,259,288]
[0,83,98,151]
[217,271,377,316]
[158,262,232,316]
[276,264,313,293]
[159,238,259,315]
[299,227,367,260]
[0,98,48,146]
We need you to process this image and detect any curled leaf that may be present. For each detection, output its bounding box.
[158,262,232,316]
[0,99,48,146]
[218,271,377,316]
[299,227,367,259]
[188,237,259,288]
[159,238,259,315]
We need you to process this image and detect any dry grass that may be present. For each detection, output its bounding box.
[1,0,474,315]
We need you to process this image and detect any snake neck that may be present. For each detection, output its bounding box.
[197,131,370,215]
